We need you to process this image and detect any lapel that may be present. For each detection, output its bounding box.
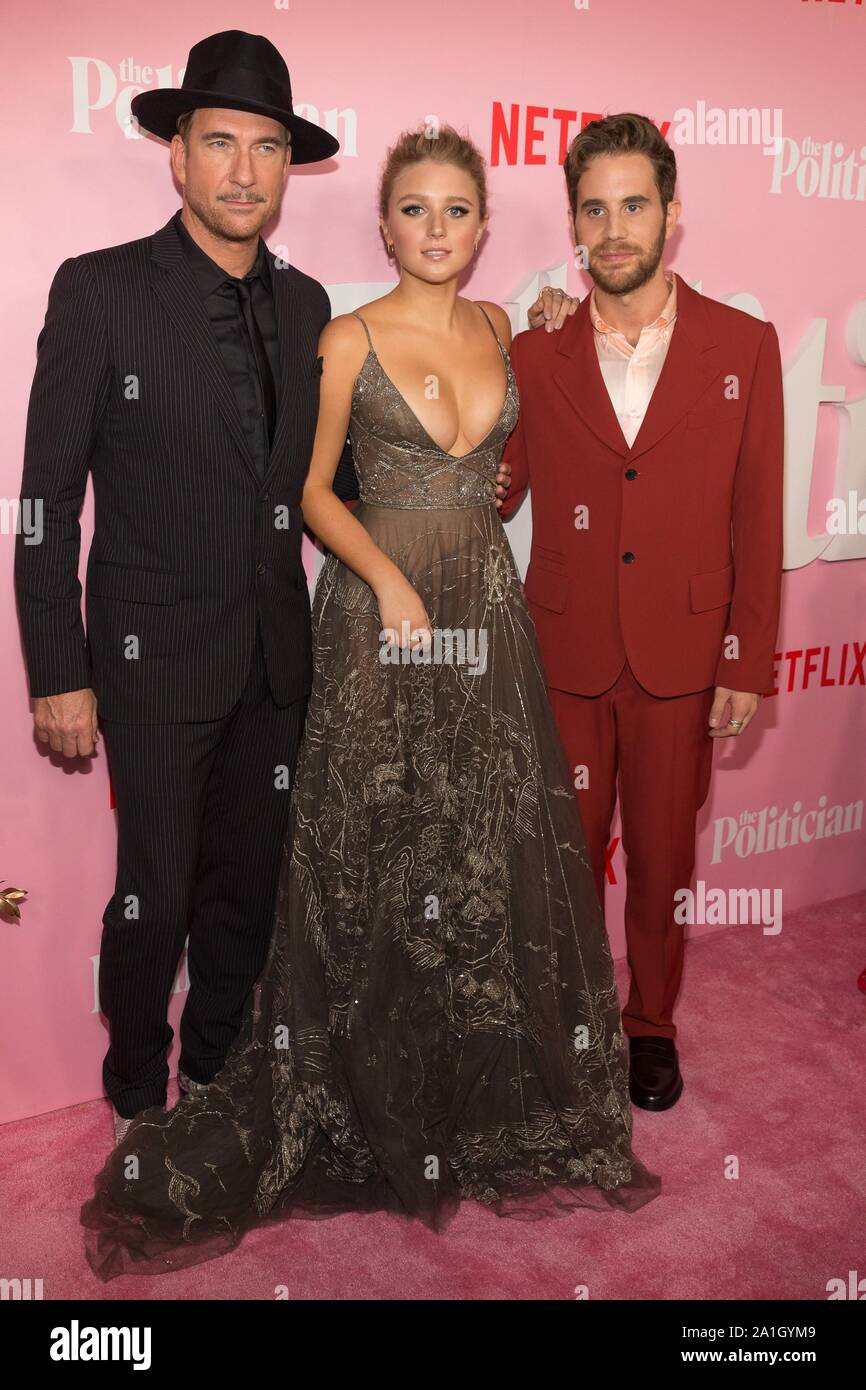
[265,243,302,482]
[149,214,301,489]
[552,272,722,463]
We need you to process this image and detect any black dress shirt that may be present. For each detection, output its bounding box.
[174,209,277,482]
[174,208,360,500]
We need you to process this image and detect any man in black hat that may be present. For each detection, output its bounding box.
[14,29,515,1145]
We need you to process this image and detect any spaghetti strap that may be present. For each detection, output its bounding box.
[354,304,505,360]
[474,301,506,353]
[351,310,374,350]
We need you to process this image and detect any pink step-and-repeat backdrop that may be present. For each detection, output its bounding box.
[2,0,865,1123]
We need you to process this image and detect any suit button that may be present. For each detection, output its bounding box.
[257,562,266,575]
[622,551,635,563]
[625,468,638,480]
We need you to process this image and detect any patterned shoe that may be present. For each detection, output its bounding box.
[177,1067,211,1098]
[113,1107,141,1145]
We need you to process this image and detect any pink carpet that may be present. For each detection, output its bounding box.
[2,890,864,1300]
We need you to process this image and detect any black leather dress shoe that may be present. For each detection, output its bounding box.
[628,1035,683,1110]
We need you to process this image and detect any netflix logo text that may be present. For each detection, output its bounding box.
[768,641,866,694]
[489,104,671,166]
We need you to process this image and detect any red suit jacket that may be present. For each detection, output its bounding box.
[500,274,784,698]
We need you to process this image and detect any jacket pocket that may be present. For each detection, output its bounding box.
[689,563,734,612]
[88,562,181,606]
[531,541,565,564]
[524,556,568,612]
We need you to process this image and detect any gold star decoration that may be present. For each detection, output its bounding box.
[0,883,27,921]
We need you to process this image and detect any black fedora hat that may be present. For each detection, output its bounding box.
[131,30,339,164]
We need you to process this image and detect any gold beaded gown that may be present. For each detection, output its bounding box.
[81,306,661,1280]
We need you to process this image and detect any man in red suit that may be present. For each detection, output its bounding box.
[500,113,784,1110]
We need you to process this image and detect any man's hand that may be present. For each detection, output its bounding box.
[708,688,760,738]
[33,688,99,757]
[527,286,580,333]
[494,457,512,509]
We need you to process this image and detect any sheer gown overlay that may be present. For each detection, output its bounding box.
[81,306,661,1280]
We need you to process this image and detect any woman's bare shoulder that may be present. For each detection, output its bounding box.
[348,293,397,325]
[471,299,513,349]
[318,312,371,365]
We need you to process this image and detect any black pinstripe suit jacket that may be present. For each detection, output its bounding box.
[14,211,350,723]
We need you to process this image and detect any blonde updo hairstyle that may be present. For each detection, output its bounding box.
[378,123,489,255]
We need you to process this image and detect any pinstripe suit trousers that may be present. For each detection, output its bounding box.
[98,619,306,1118]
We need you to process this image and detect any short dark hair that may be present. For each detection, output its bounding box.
[563,112,677,217]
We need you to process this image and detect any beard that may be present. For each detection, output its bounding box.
[185,187,270,243]
[588,216,667,296]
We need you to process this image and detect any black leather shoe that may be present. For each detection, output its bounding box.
[628,1035,683,1110]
